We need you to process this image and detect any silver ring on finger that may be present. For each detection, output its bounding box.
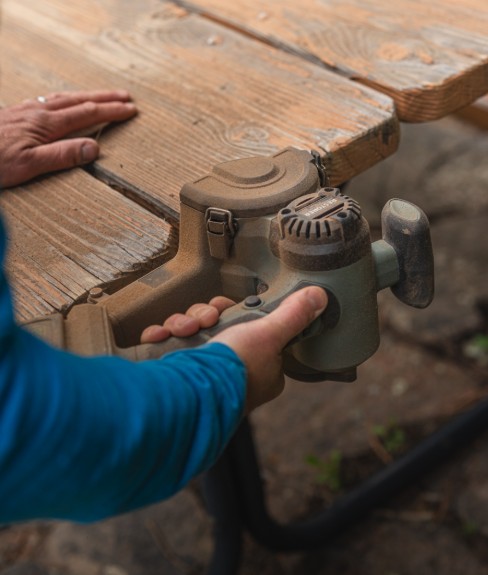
[37,96,47,104]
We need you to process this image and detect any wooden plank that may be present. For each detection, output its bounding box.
[0,0,166,35]
[176,0,488,122]
[1,0,399,222]
[456,95,488,130]
[0,171,176,321]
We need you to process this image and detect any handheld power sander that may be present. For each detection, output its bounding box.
[26,148,434,382]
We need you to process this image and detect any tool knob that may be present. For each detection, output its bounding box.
[272,188,370,271]
[381,199,434,308]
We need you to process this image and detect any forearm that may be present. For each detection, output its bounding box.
[0,328,245,523]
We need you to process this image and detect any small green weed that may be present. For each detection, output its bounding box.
[463,334,488,366]
[372,420,406,455]
[305,450,342,492]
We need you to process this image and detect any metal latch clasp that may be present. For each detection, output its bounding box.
[205,207,238,259]
[311,149,330,188]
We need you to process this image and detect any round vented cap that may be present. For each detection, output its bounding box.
[271,188,371,270]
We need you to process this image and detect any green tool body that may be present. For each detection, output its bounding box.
[26,148,434,382]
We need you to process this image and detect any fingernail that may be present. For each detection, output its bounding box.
[307,287,328,312]
[124,102,137,112]
[81,141,99,163]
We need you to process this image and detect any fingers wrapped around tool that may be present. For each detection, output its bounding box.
[140,296,235,344]
[211,286,328,412]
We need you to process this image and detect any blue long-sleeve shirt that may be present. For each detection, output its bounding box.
[0,216,246,523]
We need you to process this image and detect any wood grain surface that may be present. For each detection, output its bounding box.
[12,0,472,320]
[176,0,488,122]
[1,0,399,221]
[0,171,176,321]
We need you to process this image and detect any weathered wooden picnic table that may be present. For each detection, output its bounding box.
[3,0,486,323]
[0,0,480,320]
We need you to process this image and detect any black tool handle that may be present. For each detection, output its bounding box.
[119,287,325,361]
[381,199,434,308]
[120,307,267,361]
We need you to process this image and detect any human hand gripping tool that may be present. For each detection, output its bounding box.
[26,148,434,382]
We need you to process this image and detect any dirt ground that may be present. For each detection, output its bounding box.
[1,114,487,575]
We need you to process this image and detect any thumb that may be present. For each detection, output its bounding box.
[258,286,328,351]
[213,286,328,355]
[212,286,328,412]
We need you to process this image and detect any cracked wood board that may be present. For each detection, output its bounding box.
[0,170,176,322]
[176,0,488,122]
[1,0,399,221]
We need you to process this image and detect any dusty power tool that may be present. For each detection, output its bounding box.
[26,148,434,382]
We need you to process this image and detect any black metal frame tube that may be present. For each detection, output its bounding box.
[202,450,243,575]
[204,395,488,572]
